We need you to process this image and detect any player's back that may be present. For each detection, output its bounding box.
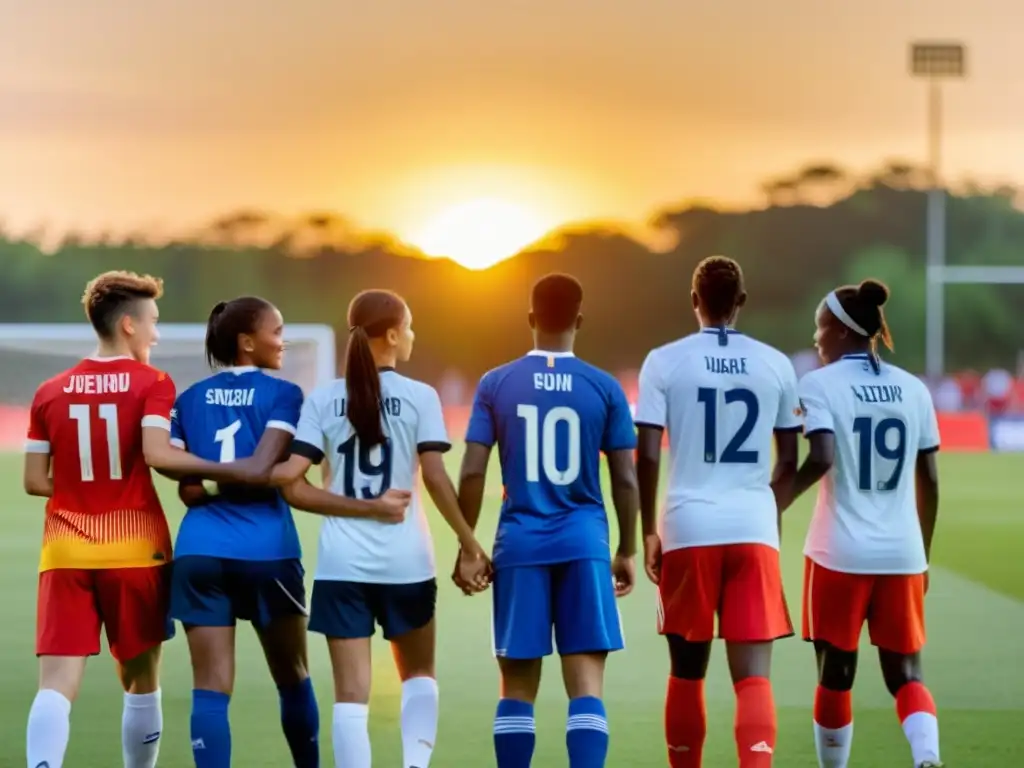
[304,370,444,583]
[171,367,302,561]
[801,354,939,574]
[637,329,800,550]
[476,351,635,568]
[28,356,173,569]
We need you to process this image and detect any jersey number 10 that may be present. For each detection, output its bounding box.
[516,404,581,486]
[69,403,122,481]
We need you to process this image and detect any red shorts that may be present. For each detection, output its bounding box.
[657,544,792,642]
[802,558,926,655]
[36,566,171,662]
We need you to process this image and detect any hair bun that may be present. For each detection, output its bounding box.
[857,279,890,308]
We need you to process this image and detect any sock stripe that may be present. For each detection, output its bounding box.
[494,716,536,734]
[566,714,609,733]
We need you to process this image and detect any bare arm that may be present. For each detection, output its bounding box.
[607,448,639,557]
[421,450,483,550]
[143,427,269,485]
[281,477,410,520]
[782,431,835,512]
[23,453,53,498]
[269,454,314,487]
[636,425,663,538]
[770,429,800,513]
[457,441,492,533]
[915,450,940,561]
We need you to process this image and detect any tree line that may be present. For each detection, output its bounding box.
[1,161,1021,381]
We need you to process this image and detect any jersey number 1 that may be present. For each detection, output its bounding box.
[517,404,580,486]
[69,403,122,481]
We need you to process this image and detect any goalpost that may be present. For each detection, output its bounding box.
[0,324,337,411]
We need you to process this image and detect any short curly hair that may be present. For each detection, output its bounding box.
[82,271,164,339]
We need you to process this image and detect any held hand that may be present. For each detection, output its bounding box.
[643,534,662,585]
[612,552,635,597]
[371,489,411,523]
[455,544,492,595]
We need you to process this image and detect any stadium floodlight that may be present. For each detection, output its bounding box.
[910,42,966,379]
[0,324,337,406]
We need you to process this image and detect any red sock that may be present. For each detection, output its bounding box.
[665,677,706,767]
[895,681,937,723]
[814,686,853,728]
[734,676,777,767]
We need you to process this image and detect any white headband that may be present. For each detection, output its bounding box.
[825,291,869,336]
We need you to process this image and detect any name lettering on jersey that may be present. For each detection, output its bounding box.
[851,384,903,404]
[205,388,256,407]
[704,356,748,375]
[62,373,130,395]
[533,372,572,392]
[332,397,403,418]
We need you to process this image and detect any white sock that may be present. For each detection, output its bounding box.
[122,689,163,768]
[813,721,853,767]
[333,702,371,768]
[27,688,72,768]
[401,676,439,768]
[901,711,941,766]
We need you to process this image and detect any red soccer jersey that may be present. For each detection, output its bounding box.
[25,356,176,571]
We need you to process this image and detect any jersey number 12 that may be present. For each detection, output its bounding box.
[697,388,759,464]
[69,403,122,481]
[517,404,580,486]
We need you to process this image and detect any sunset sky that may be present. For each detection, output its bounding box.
[2,0,1022,264]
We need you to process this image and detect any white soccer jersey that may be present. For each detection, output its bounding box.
[635,329,802,552]
[293,370,450,584]
[799,354,940,575]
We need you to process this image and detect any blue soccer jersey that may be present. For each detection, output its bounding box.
[465,350,637,569]
[170,366,304,561]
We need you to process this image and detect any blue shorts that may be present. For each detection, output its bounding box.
[308,579,437,641]
[491,558,623,659]
[170,556,307,630]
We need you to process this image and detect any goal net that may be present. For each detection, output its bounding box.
[0,323,336,448]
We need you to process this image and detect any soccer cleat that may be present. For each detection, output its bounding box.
[918,762,943,767]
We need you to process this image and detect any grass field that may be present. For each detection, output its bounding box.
[0,450,1021,766]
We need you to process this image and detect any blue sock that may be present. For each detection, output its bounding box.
[279,677,320,768]
[566,696,609,767]
[494,698,536,768]
[191,689,231,768]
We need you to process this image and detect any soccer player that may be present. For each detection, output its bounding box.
[170,296,406,768]
[634,256,802,768]
[457,273,639,768]
[781,280,943,768]
[23,272,273,768]
[271,289,490,768]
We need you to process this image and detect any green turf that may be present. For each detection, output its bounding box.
[0,450,1020,766]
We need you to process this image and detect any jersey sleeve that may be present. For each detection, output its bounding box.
[416,384,451,453]
[775,358,803,431]
[25,386,51,455]
[918,384,941,452]
[267,381,304,435]
[141,371,176,431]
[291,389,326,465]
[602,377,638,452]
[798,373,834,435]
[170,396,187,450]
[634,351,667,429]
[465,373,496,447]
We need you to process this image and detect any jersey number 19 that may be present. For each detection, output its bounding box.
[517,404,580,486]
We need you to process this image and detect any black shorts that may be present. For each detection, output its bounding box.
[308,578,437,640]
[170,556,306,630]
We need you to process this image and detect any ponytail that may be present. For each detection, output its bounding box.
[205,301,230,368]
[345,326,386,447]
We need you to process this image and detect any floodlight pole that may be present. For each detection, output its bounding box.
[910,42,965,379]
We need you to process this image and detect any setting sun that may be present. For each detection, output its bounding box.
[409,198,550,270]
